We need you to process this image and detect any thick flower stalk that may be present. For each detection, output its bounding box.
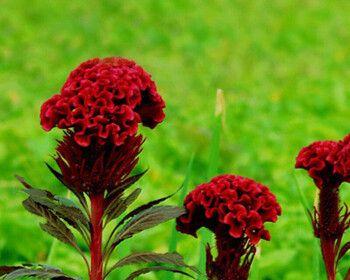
[296,136,350,280]
[176,175,281,280]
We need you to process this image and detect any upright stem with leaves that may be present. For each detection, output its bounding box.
[0,57,197,279]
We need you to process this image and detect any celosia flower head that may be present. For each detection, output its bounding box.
[40,57,165,147]
[176,174,281,245]
[295,140,342,188]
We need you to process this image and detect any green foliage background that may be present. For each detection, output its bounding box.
[1,1,350,279]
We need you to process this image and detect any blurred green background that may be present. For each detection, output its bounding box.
[1,0,350,279]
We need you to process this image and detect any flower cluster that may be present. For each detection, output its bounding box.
[295,136,350,188]
[40,57,165,147]
[176,174,281,245]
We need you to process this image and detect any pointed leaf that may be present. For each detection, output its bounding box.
[105,188,141,225]
[116,187,182,230]
[125,266,194,280]
[54,204,90,232]
[40,218,77,248]
[23,198,78,250]
[337,241,350,264]
[113,206,185,247]
[23,190,87,235]
[1,264,76,280]
[21,182,89,234]
[23,198,52,218]
[106,252,198,276]
[105,170,147,208]
[23,188,56,209]
[15,175,32,189]
[45,163,88,209]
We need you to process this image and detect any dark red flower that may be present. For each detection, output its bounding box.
[40,57,165,147]
[295,141,341,188]
[176,174,281,245]
[177,175,281,280]
[53,131,143,195]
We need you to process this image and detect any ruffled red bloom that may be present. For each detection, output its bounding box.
[295,141,342,188]
[40,57,165,147]
[177,174,281,245]
[52,131,143,195]
[177,175,281,280]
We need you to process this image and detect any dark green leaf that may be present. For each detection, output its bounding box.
[125,266,194,280]
[116,187,182,230]
[106,252,198,276]
[15,175,32,189]
[23,188,56,209]
[23,198,78,250]
[104,188,141,225]
[54,204,90,232]
[0,264,76,280]
[23,198,52,219]
[117,170,147,190]
[21,180,90,237]
[113,206,185,247]
[45,163,88,209]
[40,218,77,248]
[337,241,350,264]
[105,170,147,208]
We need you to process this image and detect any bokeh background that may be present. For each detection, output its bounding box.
[1,1,350,279]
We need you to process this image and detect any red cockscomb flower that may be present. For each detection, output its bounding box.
[176,175,281,280]
[177,174,281,245]
[40,57,165,147]
[296,138,350,280]
[35,57,181,280]
[295,140,342,188]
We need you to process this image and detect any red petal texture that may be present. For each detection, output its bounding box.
[295,140,345,188]
[40,57,165,146]
[295,134,350,188]
[176,174,281,245]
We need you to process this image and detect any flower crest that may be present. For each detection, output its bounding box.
[40,57,165,147]
[176,174,281,245]
[295,137,350,188]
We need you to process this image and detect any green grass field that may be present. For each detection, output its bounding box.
[2,1,350,279]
